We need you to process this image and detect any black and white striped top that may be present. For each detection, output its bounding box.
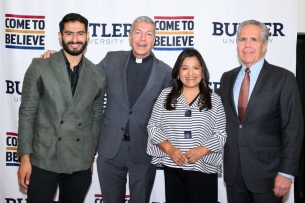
[147,87,227,173]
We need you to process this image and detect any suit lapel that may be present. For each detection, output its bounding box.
[51,51,93,119]
[244,60,273,120]
[62,57,92,119]
[229,67,241,121]
[132,53,160,108]
[51,51,72,105]
[122,51,131,108]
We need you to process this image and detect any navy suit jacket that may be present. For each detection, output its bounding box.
[217,60,303,193]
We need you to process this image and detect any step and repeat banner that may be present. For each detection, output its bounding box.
[0,0,297,202]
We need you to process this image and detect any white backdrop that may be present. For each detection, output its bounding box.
[1,0,297,202]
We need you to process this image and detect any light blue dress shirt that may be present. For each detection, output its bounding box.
[233,57,292,180]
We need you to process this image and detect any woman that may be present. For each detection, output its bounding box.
[147,48,226,203]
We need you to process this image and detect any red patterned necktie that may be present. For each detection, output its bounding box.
[238,68,250,121]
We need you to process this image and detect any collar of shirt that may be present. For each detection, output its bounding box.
[62,50,83,73]
[233,57,264,112]
[130,51,152,64]
[240,57,264,80]
[177,93,201,109]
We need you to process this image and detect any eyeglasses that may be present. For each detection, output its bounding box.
[185,109,191,117]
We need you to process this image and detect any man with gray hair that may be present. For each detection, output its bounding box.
[96,16,172,203]
[217,20,303,203]
[40,15,172,203]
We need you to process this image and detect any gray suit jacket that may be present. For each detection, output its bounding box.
[217,60,304,193]
[97,51,172,164]
[17,51,106,173]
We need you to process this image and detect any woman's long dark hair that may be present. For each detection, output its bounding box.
[165,48,212,111]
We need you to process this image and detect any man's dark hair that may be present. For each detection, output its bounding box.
[59,13,88,34]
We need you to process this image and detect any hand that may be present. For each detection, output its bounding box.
[17,155,32,189]
[157,141,187,165]
[185,146,211,164]
[273,174,292,197]
[40,50,57,58]
[168,146,187,166]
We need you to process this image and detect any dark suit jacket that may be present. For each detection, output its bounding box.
[97,51,172,164]
[217,60,303,193]
[18,51,106,173]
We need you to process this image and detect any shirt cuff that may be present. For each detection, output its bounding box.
[278,172,293,179]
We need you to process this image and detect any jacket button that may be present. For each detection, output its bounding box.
[239,125,243,128]
[58,137,61,141]
[60,121,64,124]
[121,127,124,130]
[76,138,80,141]
[78,123,82,126]
[129,111,132,114]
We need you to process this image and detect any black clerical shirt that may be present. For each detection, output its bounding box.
[124,52,153,136]
[126,52,153,107]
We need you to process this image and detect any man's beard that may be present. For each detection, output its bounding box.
[62,39,87,56]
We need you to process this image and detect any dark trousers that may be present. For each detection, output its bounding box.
[163,166,218,203]
[226,156,282,203]
[27,165,92,203]
[97,141,156,203]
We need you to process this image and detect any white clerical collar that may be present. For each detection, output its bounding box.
[135,58,142,63]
